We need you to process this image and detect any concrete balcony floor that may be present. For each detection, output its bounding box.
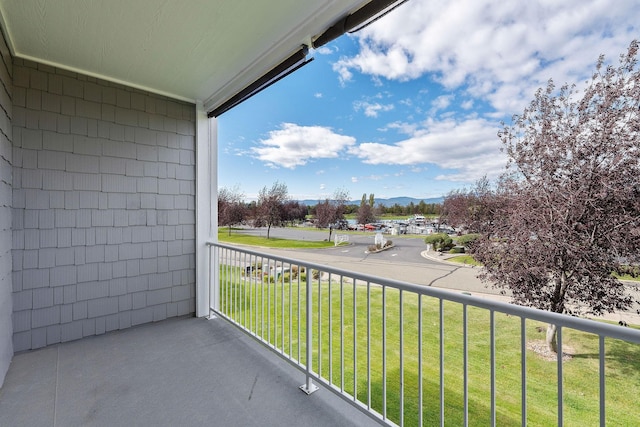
[0,316,376,426]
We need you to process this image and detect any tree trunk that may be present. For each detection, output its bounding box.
[546,323,558,353]
[267,224,271,239]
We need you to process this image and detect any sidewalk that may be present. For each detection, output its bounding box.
[421,248,640,327]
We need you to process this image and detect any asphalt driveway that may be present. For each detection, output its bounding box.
[233,226,503,296]
[229,226,640,325]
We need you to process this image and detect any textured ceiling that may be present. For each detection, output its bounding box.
[0,0,368,111]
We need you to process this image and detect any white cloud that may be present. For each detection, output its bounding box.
[351,176,358,183]
[349,118,506,182]
[319,183,326,190]
[314,92,323,98]
[314,46,334,55]
[460,99,474,110]
[430,95,454,114]
[335,0,638,116]
[353,100,394,118]
[365,174,385,181]
[252,123,356,169]
[384,121,419,135]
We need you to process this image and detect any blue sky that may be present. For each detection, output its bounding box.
[218,0,639,202]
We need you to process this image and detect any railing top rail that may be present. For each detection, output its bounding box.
[208,241,640,344]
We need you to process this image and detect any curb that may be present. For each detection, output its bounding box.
[421,250,476,267]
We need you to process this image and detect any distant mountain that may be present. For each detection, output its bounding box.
[299,196,444,207]
[375,196,444,207]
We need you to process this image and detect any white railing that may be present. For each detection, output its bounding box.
[207,242,640,426]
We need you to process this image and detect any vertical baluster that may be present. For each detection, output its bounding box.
[399,289,404,427]
[340,274,345,392]
[490,310,496,427]
[463,304,468,427]
[557,327,564,427]
[367,281,371,410]
[329,272,333,385]
[300,261,317,394]
[353,278,357,401]
[440,299,445,427]
[521,318,527,426]
[318,269,322,376]
[418,295,423,427]
[599,335,605,426]
[383,285,387,421]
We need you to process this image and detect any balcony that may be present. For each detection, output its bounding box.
[0,315,374,426]
[2,243,640,426]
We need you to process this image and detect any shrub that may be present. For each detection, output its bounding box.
[456,233,481,247]
[284,271,298,283]
[368,240,393,252]
[424,233,454,251]
[263,273,275,283]
[449,246,466,254]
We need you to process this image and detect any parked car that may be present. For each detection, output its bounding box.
[332,220,349,230]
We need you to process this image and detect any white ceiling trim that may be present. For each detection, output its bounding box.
[0,0,370,107]
[10,51,198,103]
[202,0,357,112]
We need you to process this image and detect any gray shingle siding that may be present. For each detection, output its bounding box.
[0,27,13,385]
[11,58,196,353]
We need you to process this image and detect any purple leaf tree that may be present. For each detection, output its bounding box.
[472,40,640,352]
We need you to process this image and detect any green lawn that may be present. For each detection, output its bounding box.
[219,267,640,426]
[218,228,335,249]
[447,254,483,266]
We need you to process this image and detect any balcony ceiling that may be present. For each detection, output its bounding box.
[0,0,369,111]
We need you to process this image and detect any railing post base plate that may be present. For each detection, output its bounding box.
[299,383,319,395]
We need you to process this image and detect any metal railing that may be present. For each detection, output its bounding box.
[207,242,640,426]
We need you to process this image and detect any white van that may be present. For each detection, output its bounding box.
[413,215,426,225]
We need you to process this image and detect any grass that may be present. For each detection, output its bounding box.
[218,227,335,249]
[613,270,640,281]
[447,254,483,266]
[219,266,640,426]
